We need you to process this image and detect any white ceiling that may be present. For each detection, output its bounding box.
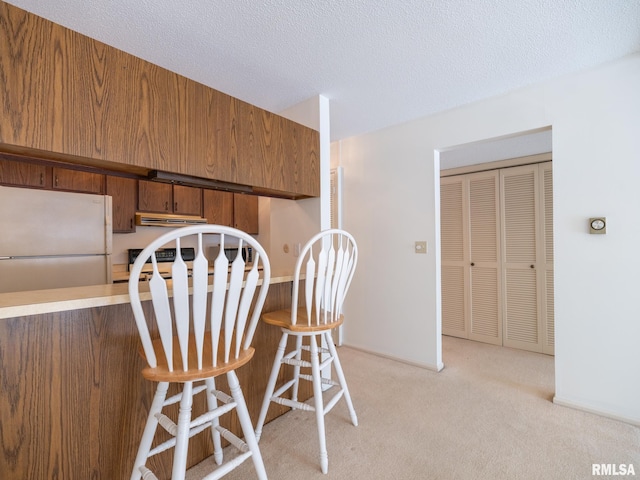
[6,0,640,147]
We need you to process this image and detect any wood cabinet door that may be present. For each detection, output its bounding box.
[53,168,104,194]
[202,190,234,227]
[138,180,172,213]
[106,176,137,233]
[233,194,259,234]
[173,185,202,216]
[0,157,51,188]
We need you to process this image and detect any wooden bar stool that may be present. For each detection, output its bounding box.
[128,225,270,480]
[254,229,358,474]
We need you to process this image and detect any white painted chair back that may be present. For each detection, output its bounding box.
[128,224,271,374]
[291,229,358,327]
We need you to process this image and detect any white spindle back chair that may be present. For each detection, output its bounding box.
[254,229,358,474]
[128,225,270,480]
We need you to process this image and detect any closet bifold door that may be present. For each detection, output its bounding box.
[500,164,542,353]
[440,171,501,345]
[467,171,502,345]
[540,162,555,355]
[440,176,468,338]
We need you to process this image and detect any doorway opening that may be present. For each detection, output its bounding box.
[437,127,554,359]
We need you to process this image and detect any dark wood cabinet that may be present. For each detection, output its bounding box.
[173,184,202,216]
[233,194,259,234]
[52,167,104,194]
[203,190,259,234]
[138,180,173,213]
[0,157,50,188]
[202,190,234,227]
[106,176,137,233]
[138,180,202,216]
[0,156,104,195]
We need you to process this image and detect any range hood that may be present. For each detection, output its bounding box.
[147,170,253,194]
[135,212,207,227]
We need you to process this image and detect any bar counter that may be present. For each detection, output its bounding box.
[0,272,305,480]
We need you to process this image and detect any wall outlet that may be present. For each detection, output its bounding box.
[415,241,427,254]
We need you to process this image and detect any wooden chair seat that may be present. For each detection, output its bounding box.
[261,307,343,333]
[141,333,255,382]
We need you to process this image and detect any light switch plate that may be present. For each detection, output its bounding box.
[415,241,427,254]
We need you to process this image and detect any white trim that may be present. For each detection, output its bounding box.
[553,396,640,427]
[343,343,445,372]
[441,152,552,177]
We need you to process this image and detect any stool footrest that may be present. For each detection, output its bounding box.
[271,396,315,412]
[139,465,159,480]
[281,357,311,368]
[215,425,249,453]
[299,373,339,387]
[301,344,330,355]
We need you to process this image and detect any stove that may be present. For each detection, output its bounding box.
[127,248,196,272]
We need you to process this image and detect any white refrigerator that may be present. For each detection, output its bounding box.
[0,185,113,293]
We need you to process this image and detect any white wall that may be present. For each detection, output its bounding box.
[337,54,640,425]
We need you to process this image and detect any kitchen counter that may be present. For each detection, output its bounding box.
[0,269,295,320]
[0,269,307,480]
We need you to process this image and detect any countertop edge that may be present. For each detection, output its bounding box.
[0,273,296,320]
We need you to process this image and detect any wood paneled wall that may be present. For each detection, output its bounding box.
[0,282,308,480]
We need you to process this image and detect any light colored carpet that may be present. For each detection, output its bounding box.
[187,336,640,479]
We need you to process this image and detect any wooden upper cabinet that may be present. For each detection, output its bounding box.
[53,167,104,194]
[233,194,259,234]
[202,190,259,234]
[173,185,202,216]
[138,180,202,216]
[0,157,50,189]
[0,156,104,194]
[106,176,137,233]
[138,180,173,213]
[0,3,319,198]
[202,190,234,227]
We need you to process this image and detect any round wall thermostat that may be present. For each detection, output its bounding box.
[589,217,606,234]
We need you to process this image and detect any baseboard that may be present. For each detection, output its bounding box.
[553,396,640,427]
[340,343,445,372]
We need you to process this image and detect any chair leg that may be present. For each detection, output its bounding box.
[228,370,268,480]
[310,335,329,474]
[324,332,358,426]
[205,378,224,465]
[255,331,288,441]
[171,381,194,480]
[131,381,169,480]
[291,335,303,402]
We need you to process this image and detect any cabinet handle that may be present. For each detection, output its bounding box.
[40,173,44,185]
[530,265,535,269]
[470,262,475,267]
[165,201,169,211]
[55,175,58,186]
[174,202,178,211]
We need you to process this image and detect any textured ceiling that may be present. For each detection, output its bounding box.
[5,0,640,142]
